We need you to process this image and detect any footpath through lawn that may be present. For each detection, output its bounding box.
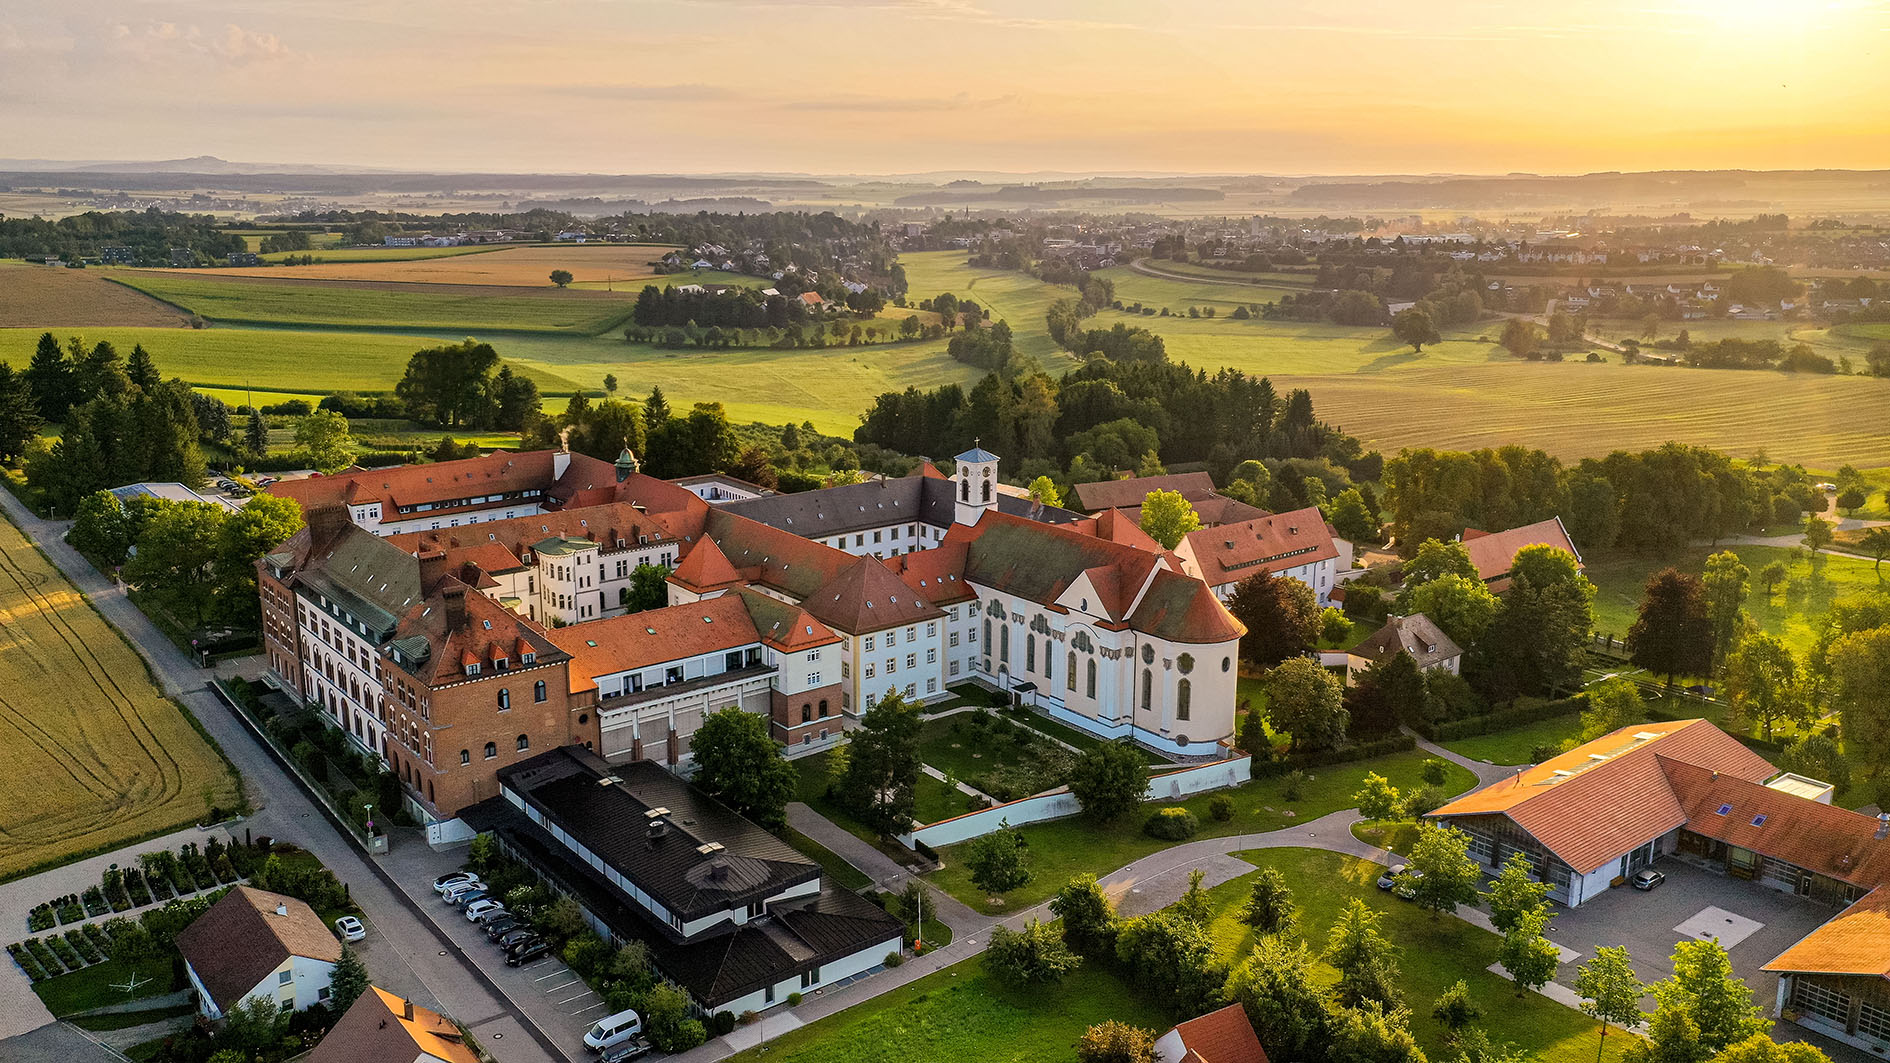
[927,747,1475,912]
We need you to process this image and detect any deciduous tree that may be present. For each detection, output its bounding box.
[1077,1021,1158,1063]
[967,820,1032,894]
[1486,853,1552,934]
[1628,569,1713,684]
[1138,488,1201,550]
[1722,633,1807,741]
[1068,741,1149,823]
[294,409,356,474]
[1051,874,1119,958]
[1499,910,1561,996]
[690,708,797,829]
[1575,946,1644,1063]
[983,918,1079,987]
[1701,551,1751,672]
[1326,898,1404,1008]
[1262,656,1348,753]
[838,692,922,835]
[1404,822,1482,918]
[1228,569,1321,668]
[1393,306,1442,353]
[1226,935,1329,1062]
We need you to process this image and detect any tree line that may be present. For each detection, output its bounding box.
[0,209,251,264]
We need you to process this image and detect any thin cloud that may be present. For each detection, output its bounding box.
[552,83,742,102]
[781,92,1016,113]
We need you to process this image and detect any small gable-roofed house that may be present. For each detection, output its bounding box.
[1460,516,1582,593]
[307,987,479,1063]
[175,887,342,1020]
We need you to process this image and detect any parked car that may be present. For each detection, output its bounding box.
[584,1009,644,1052]
[434,871,480,894]
[505,938,552,966]
[333,915,366,942]
[1394,869,1424,900]
[441,881,484,905]
[450,890,488,909]
[482,916,520,940]
[495,929,540,951]
[1375,864,1407,890]
[1632,868,1666,891]
[465,900,507,923]
[599,1039,651,1063]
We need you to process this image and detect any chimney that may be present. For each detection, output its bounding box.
[553,441,572,480]
[709,860,728,882]
[1877,813,1889,841]
[403,999,414,1021]
[308,504,350,544]
[417,550,449,592]
[442,585,468,630]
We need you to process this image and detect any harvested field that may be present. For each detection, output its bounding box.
[0,264,192,328]
[213,242,680,285]
[0,511,239,880]
[110,272,640,334]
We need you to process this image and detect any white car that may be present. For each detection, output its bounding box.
[334,915,366,942]
[441,880,484,905]
[465,899,507,923]
[434,871,481,895]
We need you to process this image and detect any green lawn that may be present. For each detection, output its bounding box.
[1011,711,1169,764]
[1090,265,1304,315]
[928,747,1476,912]
[111,273,642,335]
[1442,715,1584,766]
[1207,850,1634,1063]
[794,749,974,839]
[68,1003,197,1031]
[1348,819,1422,857]
[31,956,181,1017]
[725,959,1171,1063]
[914,773,978,825]
[918,715,1055,783]
[898,251,1084,364]
[1585,544,1886,655]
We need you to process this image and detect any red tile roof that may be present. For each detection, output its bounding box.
[1431,719,1776,874]
[1128,567,1246,645]
[885,541,976,604]
[308,986,480,1063]
[549,595,761,693]
[1662,759,1890,887]
[1461,517,1581,591]
[1765,888,1890,978]
[1167,1004,1269,1063]
[1178,507,1338,589]
[671,536,743,592]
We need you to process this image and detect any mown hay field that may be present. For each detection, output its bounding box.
[109,273,641,335]
[219,242,680,285]
[0,264,193,328]
[0,511,239,879]
[1285,360,1890,467]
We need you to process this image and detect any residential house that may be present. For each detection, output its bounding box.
[175,887,341,1020]
[1345,613,1461,678]
[1071,472,1219,514]
[1154,1003,1270,1063]
[307,987,478,1063]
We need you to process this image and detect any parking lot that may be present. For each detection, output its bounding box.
[1545,859,1874,1063]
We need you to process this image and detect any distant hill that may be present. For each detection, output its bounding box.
[0,155,403,175]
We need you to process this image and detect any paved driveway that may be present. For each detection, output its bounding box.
[1548,860,1835,1009]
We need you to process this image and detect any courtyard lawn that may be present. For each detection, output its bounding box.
[725,958,1171,1063]
[793,749,974,842]
[1206,849,1635,1063]
[1585,544,1885,656]
[1349,819,1422,857]
[927,747,1476,912]
[1442,715,1585,766]
[914,773,978,825]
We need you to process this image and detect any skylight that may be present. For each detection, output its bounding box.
[1715,803,1733,815]
[1751,814,1767,826]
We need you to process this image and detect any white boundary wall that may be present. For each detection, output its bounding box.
[901,753,1251,849]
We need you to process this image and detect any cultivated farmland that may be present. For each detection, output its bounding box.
[110,273,640,335]
[0,512,239,880]
[220,242,680,285]
[0,264,194,328]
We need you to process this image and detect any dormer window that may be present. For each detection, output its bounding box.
[522,651,536,664]
[465,662,481,676]
[495,657,509,671]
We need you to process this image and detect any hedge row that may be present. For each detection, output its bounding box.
[1250,733,1416,778]
[1416,696,1587,742]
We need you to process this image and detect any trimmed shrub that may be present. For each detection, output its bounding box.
[786,991,803,1006]
[884,951,904,967]
[1208,794,1235,821]
[1144,807,1200,841]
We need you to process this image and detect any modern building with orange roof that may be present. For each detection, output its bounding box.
[1428,718,1890,1054]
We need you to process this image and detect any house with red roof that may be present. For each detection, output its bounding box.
[1460,516,1582,593]
[1174,507,1341,605]
[1153,1003,1269,1063]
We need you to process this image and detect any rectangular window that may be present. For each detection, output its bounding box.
[806,650,819,661]
[906,626,916,641]
[949,660,960,675]
[907,653,917,669]
[864,664,876,678]
[807,673,820,685]
[885,658,896,673]
[949,632,960,647]
[278,971,292,985]
[926,649,936,664]
[873,530,882,543]
[926,622,936,637]
[968,627,978,643]
[864,636,875,651]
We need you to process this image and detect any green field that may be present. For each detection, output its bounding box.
[1585,544,1886,654]
[0,326,982,434]
[1442,715,1586,766]
[110,273,639,335]
[899,251,1083,364]
[1091,265,1305,314]
[257,243,490,263]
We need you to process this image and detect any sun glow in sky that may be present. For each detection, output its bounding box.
[3,0,1888,173]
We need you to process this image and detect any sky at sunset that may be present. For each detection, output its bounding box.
[4,0,1889,175]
